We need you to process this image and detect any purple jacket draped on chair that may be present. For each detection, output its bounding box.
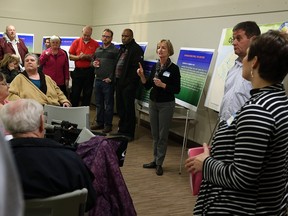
[76,136,137,216]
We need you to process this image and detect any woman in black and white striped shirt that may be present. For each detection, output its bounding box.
[186,30,288,215]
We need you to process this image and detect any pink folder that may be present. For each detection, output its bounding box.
[188,147,205,196]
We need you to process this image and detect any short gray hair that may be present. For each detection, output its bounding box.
[0,99,43,135]
[50,35,61,42]
[24,53,39,65]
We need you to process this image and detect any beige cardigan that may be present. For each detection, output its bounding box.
[8,73,71,106]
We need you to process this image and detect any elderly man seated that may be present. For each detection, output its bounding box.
[0,99,96,211]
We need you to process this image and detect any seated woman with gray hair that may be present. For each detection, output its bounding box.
[8,53,71,106]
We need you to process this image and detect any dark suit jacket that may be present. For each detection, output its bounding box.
[10,137,96,211]
[0,37,28,64]
[117,39,144,89]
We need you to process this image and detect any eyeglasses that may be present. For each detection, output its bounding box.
[102,35,111,38]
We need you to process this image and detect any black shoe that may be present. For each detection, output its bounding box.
[90,124,104,130]
[102,126,112,133]
[109,132,122,136]
[126,136,134,142]
[110,132,134,142]
[109,132,132,139]
[143,162,156,169]
[156,165,163,176]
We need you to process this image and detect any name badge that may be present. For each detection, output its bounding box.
[226,114,235,126]
[163,71,170,77]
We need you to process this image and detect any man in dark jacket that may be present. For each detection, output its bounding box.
[0,99,96,211]
[114,29,144,141]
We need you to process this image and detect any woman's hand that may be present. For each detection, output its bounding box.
[185,143,210,173]
[137,62,147,84]
[137,62,144,77]
[153,77,166,89]
[65,79,69,87]
[103,78,111,83]
[8,64,16,71]
[62,102,71,107]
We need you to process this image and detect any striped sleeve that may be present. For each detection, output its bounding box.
[203,104,275,191]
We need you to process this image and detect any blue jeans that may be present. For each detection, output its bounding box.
[95,79,114,126]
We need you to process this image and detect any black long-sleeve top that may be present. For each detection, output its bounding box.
[144,62,181,102]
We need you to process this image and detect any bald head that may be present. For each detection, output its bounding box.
[121,29,134,45]
[82,25,93,42]
[5,25,16,41]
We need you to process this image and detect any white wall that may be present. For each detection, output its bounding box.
[0,0,94,53]
[1,0,288,144]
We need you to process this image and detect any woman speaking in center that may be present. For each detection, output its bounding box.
[137,39,181,176]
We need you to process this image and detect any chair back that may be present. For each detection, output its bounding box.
[43,105,90,129]
[24,188,88,216]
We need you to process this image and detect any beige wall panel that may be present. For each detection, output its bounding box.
[0,0,94,53]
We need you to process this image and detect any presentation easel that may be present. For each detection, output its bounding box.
[178,106,193,174]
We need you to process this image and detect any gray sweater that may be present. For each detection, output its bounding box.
[93,43,119,81]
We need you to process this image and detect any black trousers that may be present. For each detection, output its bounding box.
[70,67,95,107]
[58,84,68,98]
[115,81,137,138]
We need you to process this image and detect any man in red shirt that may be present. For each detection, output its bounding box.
[69,25,99,106]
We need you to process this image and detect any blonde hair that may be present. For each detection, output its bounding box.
[156,39,174,56]
[0,53,20,68]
